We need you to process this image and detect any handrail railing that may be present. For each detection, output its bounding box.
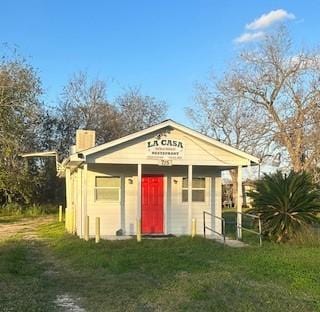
[203,211,226,244]
[237,212,262,246]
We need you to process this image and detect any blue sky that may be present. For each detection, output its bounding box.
[1,1,319,124]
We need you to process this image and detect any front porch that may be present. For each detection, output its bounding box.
[67,163,244,239]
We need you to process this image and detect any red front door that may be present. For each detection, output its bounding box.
[141,175,164,234]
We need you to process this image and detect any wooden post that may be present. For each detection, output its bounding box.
[136,163,142,243]
[95,217,100,243]
[136,218,141,242]
[70,208,73,234]
[65,208,69,231]
[59,205,63,222]
[65,168,71,227]
[214,175,222,235]
[137,164,142,221]
[84,215,89,241]
[83,164,88,237]
[192,218,196,238]
[71,206,76,235]
[188,165,193,235]
[68,209,71,233]
[236,166,243,239]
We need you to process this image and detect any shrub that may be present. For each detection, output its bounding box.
[0,203,57,217]
[248,171,320,242]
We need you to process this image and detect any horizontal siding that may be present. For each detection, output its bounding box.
[80,164,220,237]
[125,176,137,235]
[86,165,122,236]
[169,177,212,235]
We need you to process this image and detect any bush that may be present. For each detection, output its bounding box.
[0,202,23,216]
[0,203,57,217]
[248,171,320,243]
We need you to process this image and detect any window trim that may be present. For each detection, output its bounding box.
[182,177,206,203]
[94,176,121,202]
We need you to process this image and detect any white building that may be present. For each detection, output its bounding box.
[62,119,259,238]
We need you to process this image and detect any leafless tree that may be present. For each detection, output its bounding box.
[56,72,123,156]
[189,26,320,186]
[222,26,320,174]
[188,77,272,201]
[116,87,168,134]
[56,74,168,157]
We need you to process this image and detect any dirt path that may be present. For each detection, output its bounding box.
[0,216,86,312]
[0,215,55,241]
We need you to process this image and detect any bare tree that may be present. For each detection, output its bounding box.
[189,26,320,185]
[188,78,271,155]
[187,77,271,202]
[222,26,320,173]
[56,72,123,156]
[116,87,168,134]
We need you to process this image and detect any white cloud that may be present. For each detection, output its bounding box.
[246,9,295,30]
[234,31,265,44]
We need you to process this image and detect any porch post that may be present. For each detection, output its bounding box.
[214,174,222,235]
[236,165,243,239]
[188,165,193,235]
[65,167,71,213]
[137,164,142,233]
[82,164,88,239]
[65,168,71,232]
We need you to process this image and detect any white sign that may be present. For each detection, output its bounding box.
[146,138,184,160]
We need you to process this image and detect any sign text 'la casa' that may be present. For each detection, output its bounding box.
[146,138,184,160]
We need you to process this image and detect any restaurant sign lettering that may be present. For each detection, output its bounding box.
[146,138,184,159]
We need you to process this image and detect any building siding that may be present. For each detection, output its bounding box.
[87,128,249,166]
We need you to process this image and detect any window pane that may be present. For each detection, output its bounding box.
[96,188,119,201]
[182,177,205,189]
[182,190,188,202]
[182,177,188,188]
[96,177,120,187]
[192,190,205,202]
[192,178,205,188]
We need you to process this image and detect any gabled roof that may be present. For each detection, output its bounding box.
[78,119,259,164]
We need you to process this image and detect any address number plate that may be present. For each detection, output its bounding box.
[158,159,172,166]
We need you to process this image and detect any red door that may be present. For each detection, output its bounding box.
[141,175,164,234]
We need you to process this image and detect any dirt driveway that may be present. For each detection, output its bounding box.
[0,215,86,311]
[0,215,55,241]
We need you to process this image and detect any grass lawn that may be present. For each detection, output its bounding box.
[0,220,320,311]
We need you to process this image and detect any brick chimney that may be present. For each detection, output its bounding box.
[75,129,96,152]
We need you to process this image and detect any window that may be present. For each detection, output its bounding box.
[95,176,121,202]
[182,177,206,202]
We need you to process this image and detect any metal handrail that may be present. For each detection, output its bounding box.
[203,211,226,244]
[237,212,262,246]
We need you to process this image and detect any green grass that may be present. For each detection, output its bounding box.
[0,239,58,311]
[1,221,320,311]
[223,208,320,245]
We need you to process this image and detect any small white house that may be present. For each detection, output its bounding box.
[62,120,259,238]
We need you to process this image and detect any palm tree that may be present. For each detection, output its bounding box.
[248,171,320,242]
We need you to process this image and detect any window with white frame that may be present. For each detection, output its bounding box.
[95,176,121,202]
[182,177,206,202]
